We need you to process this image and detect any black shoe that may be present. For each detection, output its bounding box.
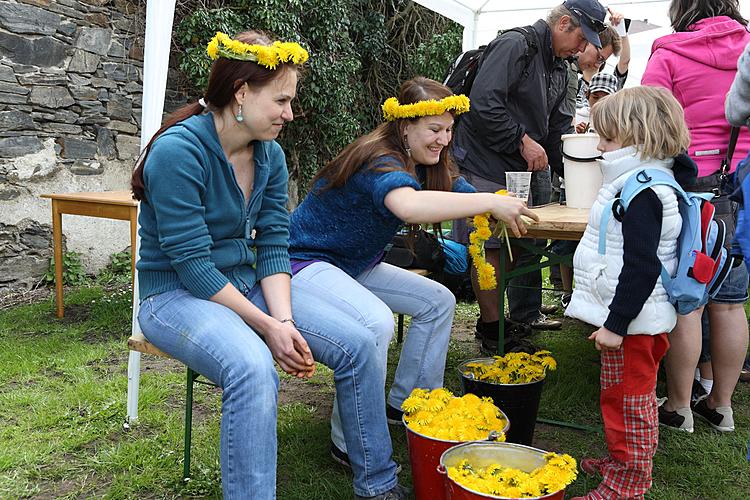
[332,441,403,474]
[386,404,404,426]
[475,319,499,341]
[355,484,410,500]
[740,356,750,383]
[560,293,572,309]
[692,395,734,432]
[690,379,707,406]
[657,397,694,433]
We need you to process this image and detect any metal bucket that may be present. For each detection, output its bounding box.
[405,411,509,500]
[437,441,566,500]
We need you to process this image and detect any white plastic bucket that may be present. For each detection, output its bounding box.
[561,133,602,209]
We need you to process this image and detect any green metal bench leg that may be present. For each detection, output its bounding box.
[397,314,405,343]
[184,367,197,480]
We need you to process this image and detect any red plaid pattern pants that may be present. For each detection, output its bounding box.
[589,333,670,500]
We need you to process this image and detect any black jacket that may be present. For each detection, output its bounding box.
[452,20,572,180]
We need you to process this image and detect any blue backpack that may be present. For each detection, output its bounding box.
[598,168,734,315]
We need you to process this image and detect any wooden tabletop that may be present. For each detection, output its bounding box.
[524,203,590,241]
[40,190,137,207]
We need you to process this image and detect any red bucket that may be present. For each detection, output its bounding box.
[437,442,566,500]
[404,413,509,500]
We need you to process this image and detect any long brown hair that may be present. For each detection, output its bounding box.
[669,0,747,32]
[311,77,461,194]
[131,31,299,201]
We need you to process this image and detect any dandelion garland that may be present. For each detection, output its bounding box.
[381,95,470,121]
[447,452,578,498]
[206,32,309,69]
[401,388,507,442]
[463,351,558,384]
[469,189,514,290]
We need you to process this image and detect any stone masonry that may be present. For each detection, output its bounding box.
[0,0,188,291]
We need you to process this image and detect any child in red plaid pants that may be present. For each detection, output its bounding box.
[564,87,696,499]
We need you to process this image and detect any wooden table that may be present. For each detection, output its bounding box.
[496,203,590,354]
[525,203,589,240]
[40,191,138,318]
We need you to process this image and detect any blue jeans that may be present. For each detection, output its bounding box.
[139,281,399,498]
[292,262,455,457]
[138,288,279,500]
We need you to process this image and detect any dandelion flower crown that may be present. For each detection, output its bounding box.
[206,32,309,69]
[381,94,470,121]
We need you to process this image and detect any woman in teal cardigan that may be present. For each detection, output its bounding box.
[132,30,417,499]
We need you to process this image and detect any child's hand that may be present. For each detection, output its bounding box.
[575,122,589,134]
[588,327,623,351]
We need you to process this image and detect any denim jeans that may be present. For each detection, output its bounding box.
[138,288,279,500]
[292,262,398,497]
[292,262,455,457]
[139,281,399,498]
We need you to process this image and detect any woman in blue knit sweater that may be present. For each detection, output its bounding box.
[131,31,410,500]
[289,77,537,479]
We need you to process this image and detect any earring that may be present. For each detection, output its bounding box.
[404,137,411,157]
[235,104,244,122]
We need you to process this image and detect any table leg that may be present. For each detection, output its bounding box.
[52,200,64,318]
[129,206,137,286]
[497,248,507,356]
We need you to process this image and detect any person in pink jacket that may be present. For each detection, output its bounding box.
[642,0,749,435]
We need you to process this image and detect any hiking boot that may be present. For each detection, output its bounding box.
[386,404,404,426]
[528,313,562,330]
[475,318,499,341]
[580,457,608,476]
[332,442,402,474]
[657,397,694,433]
[539,303,558,315]
[692,395,734,432]
[481,335,540,355]
[355,484,410,500]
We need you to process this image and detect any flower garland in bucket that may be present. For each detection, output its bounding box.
[206,32,309,69]
[469,189,514,290]
[462,351,558,384]
[447,452,578,498]
[401,388,507,442]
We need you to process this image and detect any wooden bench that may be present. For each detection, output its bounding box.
[396,268,430,343]
[128,332,216,480]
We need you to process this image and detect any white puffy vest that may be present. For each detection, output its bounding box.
[565,147,681,335]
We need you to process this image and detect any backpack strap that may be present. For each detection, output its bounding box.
[500,26,539,78]
[597,169,688,256]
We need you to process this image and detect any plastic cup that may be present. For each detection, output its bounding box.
[505,171,532,203]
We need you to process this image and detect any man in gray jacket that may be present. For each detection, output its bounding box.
[452,0,607,349]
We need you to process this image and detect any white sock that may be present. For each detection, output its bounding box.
[695,368,701,381]
[699,377,713,394]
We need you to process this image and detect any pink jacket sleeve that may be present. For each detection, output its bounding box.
[641,49,675,91]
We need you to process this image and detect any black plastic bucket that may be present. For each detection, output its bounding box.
[457,358,544,445]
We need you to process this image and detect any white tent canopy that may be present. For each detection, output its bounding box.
[413,0,677,50]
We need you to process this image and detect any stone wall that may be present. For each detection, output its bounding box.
[0,0,188,291]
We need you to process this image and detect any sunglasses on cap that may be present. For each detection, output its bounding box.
[569,7,607,34]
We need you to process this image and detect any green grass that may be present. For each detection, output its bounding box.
[0,285,749,498]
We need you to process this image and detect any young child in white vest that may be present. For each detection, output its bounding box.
[565,86,697,500]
